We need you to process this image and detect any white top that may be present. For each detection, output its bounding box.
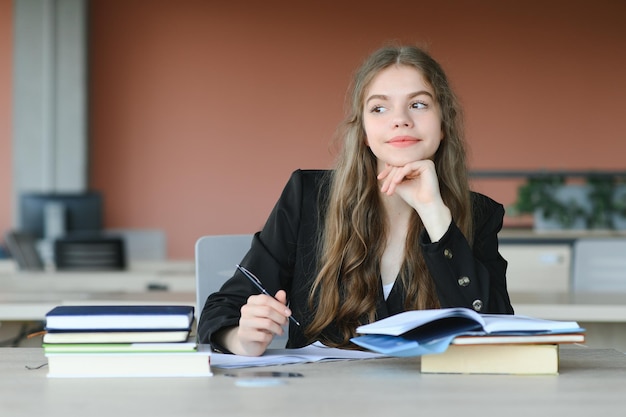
[383,282,394,300]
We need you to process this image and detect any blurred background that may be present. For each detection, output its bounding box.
[1,0,625,260]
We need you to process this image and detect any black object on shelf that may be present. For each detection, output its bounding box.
[54,235,126,271]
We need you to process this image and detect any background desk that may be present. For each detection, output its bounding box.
[0,261,196,346]
[1,347,625,417]
[511,292,626,352]
[2,258,626,351]
[501,230,626,352]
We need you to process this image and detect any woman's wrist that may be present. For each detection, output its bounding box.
[214,326,239,354]
[418,203,452,243]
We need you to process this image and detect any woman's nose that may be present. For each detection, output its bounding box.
[392,109,413,127]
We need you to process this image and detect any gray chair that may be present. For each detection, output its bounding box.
[4,231,45,270]
[105,228,167,261]
[194,234,253,316]
[194,233,287,348]
[572,238,626,292]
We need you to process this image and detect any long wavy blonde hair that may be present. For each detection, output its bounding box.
[305,45,473,347]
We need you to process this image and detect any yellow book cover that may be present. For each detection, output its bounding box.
[420,344,559,375]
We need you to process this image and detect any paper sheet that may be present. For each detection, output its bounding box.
[209,341,386,369]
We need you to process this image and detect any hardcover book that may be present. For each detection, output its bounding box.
[43,342,199,354]
[45,346,212,378]
[450,333,585,346]
[43,329,192,344]
[45,305,195,330]
[420,344,560,375]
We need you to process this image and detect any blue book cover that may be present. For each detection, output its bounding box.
[45,305,195,330]
[351,334,455,357]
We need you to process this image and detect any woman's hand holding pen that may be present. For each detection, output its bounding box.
[221,290,291,356]
[377,160,452,242]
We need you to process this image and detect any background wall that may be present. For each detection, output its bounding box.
[2,0,626,259]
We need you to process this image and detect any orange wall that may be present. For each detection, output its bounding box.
[90,0,626,259]
[0,0,11,245]
[2,1,625,259]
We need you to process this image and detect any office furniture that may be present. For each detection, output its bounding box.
[499,231,626,352]
[194,234,288,348]
[18,192,103,240]
[194,234,253,315]
[0,260,195,346]
[105,228,167,261]
[0,261,195,316]
[3,231,45,271]
[6,232,128,272]
[499,230,626,293]
[572,238,626,292]
[3,229,626,350]
[499,242,571,293]
[1,346,625,417]
[54,236,126,271]
[511,292,626,352]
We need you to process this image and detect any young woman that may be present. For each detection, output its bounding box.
[198,44,513,356]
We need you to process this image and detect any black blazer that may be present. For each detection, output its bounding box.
[198,169,513,350]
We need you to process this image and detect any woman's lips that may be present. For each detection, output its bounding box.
[388,136,421,147]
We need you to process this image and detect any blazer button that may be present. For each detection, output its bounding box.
[457,276,470,287]
[472,299,483,312]
[444,249,453,259]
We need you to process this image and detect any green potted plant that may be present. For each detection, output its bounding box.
[511,174,626,230]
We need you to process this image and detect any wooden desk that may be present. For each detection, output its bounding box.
[1,347,625,417]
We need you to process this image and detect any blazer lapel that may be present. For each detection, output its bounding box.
[375,279,406,319]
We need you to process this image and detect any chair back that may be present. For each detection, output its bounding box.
[105,229,167,260]
[572,238,626,292]
[194,234,253,317]
[4,231,45,270]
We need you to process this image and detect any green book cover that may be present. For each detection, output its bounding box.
[43,342,198,354]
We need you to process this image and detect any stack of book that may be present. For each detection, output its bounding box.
[43,305,212,378]
[351,307,586,375]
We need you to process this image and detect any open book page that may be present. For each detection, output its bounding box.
[480,314,583,334]
[209,342,386,369]
[355,308,583,337]
[351,331,587,356]
[451,333,585,345]
[355,307,484,336]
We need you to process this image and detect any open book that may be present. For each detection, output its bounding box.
[351,307,584,357]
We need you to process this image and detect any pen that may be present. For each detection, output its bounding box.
[236,264,301,326]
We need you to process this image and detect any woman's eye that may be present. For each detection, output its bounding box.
[370,105,386,114]
[411,101,428,110]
